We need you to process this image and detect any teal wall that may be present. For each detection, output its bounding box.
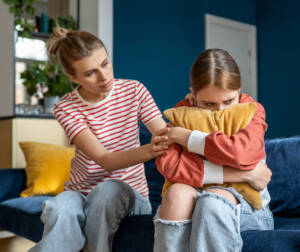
[113,0,256,111]
[257,0,300,138]
[114,1,300,138]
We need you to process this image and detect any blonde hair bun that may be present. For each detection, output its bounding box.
[47,27,69,55]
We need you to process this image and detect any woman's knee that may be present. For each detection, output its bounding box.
[86,180,134,211]
[42,191,85,221]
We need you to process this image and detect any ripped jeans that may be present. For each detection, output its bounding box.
[153,187,273,252]
[29,180,152,252]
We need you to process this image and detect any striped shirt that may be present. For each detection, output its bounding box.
[54,79,162,196]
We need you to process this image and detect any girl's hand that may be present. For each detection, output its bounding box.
[150,128,169,158]
[185,93,195,106]
[166,126,192,147]
[246,162,272,191]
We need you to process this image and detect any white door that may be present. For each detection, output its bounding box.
[205,14,257,99]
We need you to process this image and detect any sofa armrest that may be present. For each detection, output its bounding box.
[0,169,26,202]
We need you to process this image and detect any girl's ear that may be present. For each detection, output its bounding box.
[187,87,196,106]
[189,87,194,94]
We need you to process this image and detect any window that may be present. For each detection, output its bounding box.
[15,34,48,108]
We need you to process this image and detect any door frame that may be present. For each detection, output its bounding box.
[205,14,257,99]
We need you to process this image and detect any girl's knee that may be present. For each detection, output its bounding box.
[160,184,197,220]
[163,183,197,205]
[43,191,85,214]
[204,188,239,205]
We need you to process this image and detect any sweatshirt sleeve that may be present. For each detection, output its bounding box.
[203,95,268,170]
[156,144,223,188]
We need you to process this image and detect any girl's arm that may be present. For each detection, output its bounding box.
[169,95,267,170]
[156,143,271,191]
[73,118,168,172]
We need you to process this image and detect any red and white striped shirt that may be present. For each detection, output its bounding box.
[54,79,162,197]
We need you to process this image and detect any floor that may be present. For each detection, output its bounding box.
[0,233,35,252]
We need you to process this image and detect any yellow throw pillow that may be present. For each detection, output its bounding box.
[19,141,75,197]
[162,103,263,210]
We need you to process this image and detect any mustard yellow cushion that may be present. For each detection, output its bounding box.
[162,103,263,210]
[19,141,75,197]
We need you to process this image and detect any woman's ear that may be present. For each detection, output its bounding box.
[67,73,76,84]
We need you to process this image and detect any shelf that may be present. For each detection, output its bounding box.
[0,114,55,120]
[17,30,50,40]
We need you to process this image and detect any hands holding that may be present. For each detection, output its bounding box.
[149,127,170,158]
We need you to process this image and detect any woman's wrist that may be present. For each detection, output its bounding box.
[171,127,192,147]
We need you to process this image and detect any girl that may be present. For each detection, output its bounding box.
[154,49,273,252]
[29,27,168,252]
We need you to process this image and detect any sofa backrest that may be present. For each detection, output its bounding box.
[140,125,164,214]
[265,136,300,216]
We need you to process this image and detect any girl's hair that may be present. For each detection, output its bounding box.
[190,49,241,93]
[47,27,106,75]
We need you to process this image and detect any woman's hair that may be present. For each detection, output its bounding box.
[190,49,241,93]
[47,27,106,75]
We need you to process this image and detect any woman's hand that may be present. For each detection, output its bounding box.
[246,162,272,191]
[150,127,170,158]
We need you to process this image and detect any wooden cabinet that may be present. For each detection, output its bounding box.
[0,118,69,169]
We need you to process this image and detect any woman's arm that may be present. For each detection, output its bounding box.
[73,118,169,172]
[145,117,167,135]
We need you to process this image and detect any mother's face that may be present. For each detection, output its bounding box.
[192,85,240,111]
[68,47,114,95]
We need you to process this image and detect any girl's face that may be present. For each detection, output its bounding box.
[192,85,240,111]
[68,47,114,101]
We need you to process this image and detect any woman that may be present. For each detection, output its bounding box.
[29,27,169,252]
[154,49,274,252]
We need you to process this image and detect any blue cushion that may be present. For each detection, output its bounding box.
[113,215,300,252]
[0,196,50,242]
[265,136,300,216]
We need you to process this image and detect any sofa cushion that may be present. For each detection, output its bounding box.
[0,169,26,202]
[113,215,154,252]
[113,215,300,252]
[19,141,75,197]
[0,196,50,242]
[265,136,300,216]
[242,229,300,252]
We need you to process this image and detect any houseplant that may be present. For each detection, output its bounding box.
[3,0,37,37]
[20,56,73,114]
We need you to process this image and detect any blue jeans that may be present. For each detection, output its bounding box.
[29,179,152,252]
[153,187,274,252]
